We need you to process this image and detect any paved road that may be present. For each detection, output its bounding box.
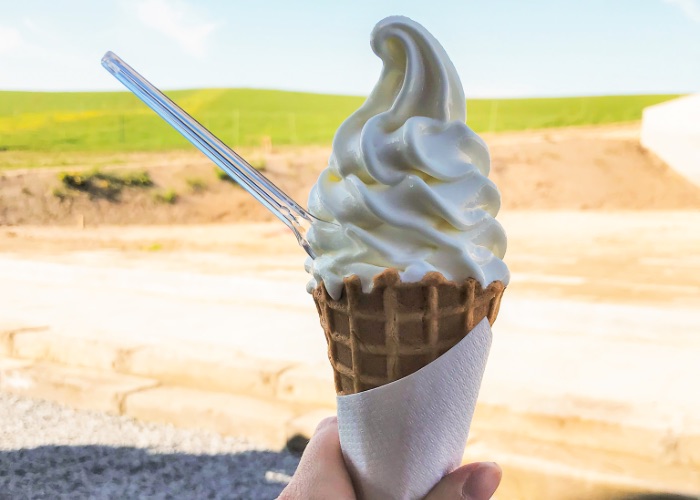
[0,394,298,499]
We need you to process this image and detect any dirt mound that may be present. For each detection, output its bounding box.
[0,148,329,226]
[487,124,700,210]
[1,124,698,226]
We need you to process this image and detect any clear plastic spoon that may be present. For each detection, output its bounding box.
[101,51,332,259]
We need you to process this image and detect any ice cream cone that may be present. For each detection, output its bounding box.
[312,269,505,395]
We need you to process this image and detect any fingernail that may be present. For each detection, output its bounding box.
[462,462,502,500]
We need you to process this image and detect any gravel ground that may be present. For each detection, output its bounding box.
[0,394,300,499]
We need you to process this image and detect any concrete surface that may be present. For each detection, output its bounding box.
[642,93,700,187]
[122,344,294,399]
[1,212,700,498]
[124,386,298,449]
[0,358,158,414]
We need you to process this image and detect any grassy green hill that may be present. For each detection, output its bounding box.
[0,89,679,152]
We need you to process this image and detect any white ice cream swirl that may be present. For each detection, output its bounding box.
[306,16,510,299]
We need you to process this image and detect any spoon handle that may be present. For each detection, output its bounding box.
[101,51,318,257]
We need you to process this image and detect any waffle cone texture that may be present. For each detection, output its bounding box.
[312,269,505,395]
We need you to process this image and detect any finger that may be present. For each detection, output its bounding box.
[279,417,355,500]
[424,462,502,500]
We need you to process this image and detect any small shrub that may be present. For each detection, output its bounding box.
[21,187,33,196]
[215,168,236,183]
[153,189,178,204]
[249,157,267,172]
[57,169,153,201]
[59,171,90,190]
[143,242,163,251]
[51,187,69,202]
[186,177,207,193]
[121,170,153,187]
[214,156,264,184]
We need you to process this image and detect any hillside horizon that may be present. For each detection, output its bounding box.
[0,90,680,152]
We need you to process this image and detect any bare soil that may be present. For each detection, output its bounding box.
[0,123,698,227]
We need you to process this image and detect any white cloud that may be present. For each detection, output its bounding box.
[22,18,43,36]
[0,26,22,55]
[136,0,219,57]
[664,0,700,22]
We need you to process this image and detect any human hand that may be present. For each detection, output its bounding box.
[278,416,502,500]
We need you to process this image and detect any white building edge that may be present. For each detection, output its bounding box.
[641,94,700,187]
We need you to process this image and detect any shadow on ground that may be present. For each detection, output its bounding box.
[614,495,700,500]
[0,445,299,499]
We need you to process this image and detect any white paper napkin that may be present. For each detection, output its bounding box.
[336,317,492,500]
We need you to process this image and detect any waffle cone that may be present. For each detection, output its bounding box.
[312,269,505,395]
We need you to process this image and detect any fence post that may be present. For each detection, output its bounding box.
[288,113,297,144]
[488,100,499,133]
[119,115,126,143]
[233,109,240,146]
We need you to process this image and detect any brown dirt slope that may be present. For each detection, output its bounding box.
[487,124,700,210]
[0,124,698,226]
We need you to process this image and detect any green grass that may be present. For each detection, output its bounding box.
[467,95,681,131]
[0,89,680,153]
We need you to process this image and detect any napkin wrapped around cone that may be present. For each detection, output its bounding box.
[312,270,505,499]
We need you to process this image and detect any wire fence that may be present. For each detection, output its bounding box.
[1,94,680,151]
[1,109,344,151]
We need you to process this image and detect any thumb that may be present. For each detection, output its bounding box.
[424,462,502,500]
[279,417,355,500]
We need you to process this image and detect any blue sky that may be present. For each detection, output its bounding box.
[1,0,699,97]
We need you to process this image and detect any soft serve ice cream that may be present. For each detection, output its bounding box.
[307,18,509,498]
[305,16,509,300]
